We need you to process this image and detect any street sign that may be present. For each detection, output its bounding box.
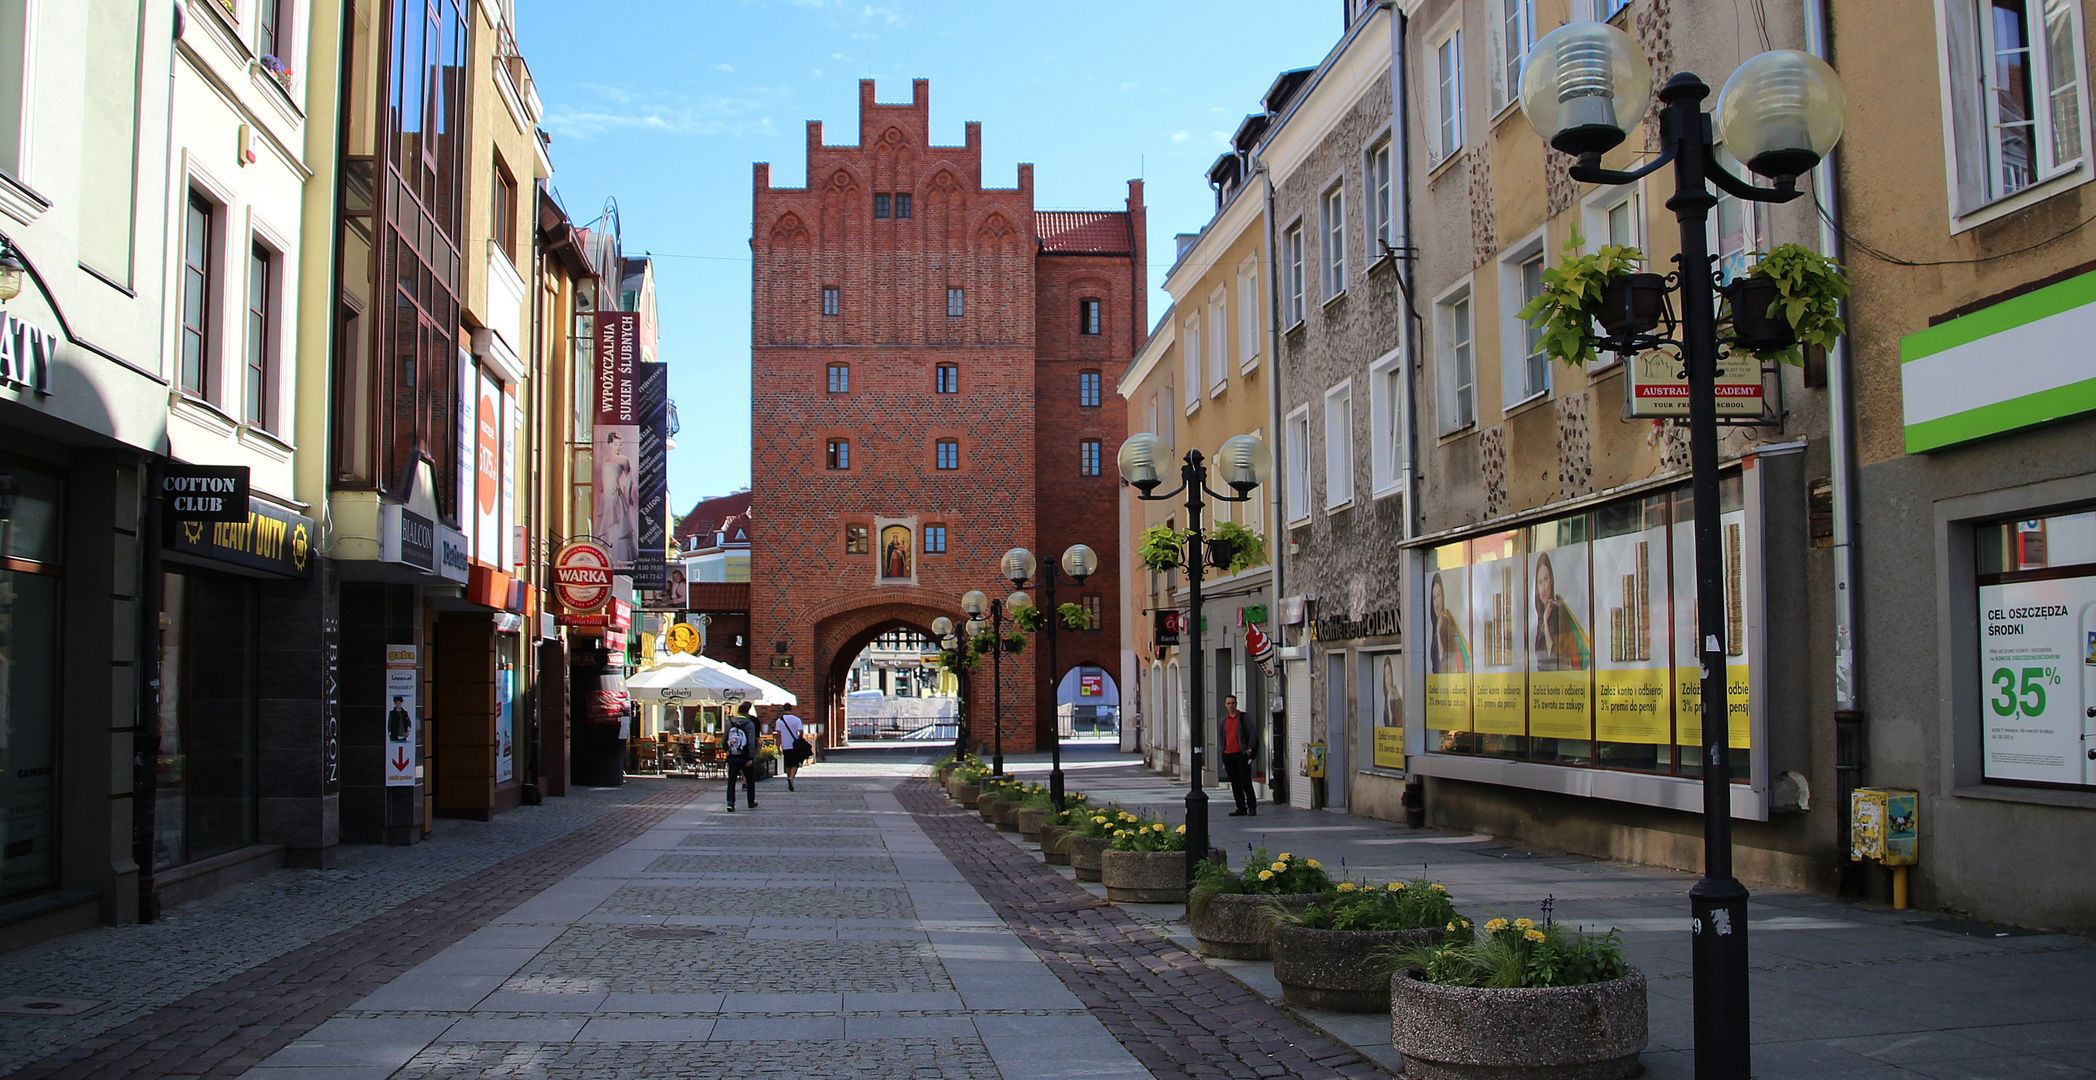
[383,645,417,787]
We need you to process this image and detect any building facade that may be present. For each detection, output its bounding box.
[749,80,1138,754]
[1836,0,2096,930]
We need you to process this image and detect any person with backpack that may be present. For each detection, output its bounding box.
[775,711,812,791]
[723,702,762,811]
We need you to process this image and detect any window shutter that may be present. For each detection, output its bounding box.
[2042,0,2087,175]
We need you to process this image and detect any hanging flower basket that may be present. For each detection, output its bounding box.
[1595,272,1668,339]
[1727,276,1795,352]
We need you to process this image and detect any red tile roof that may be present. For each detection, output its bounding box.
[675,490,753,546]
[1037,211,1131,254]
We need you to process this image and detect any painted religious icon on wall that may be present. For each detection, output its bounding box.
[880,524,912,581]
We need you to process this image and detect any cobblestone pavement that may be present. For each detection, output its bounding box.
[0,781,701,1080]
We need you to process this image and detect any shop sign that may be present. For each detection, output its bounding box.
[381,504,435,572]
[1153,609,1184,648]
[1079,673,1103,697]
[665,623,701,654]
[165,497,314,578]
[553,540,614,612]
[558,596,631,630]
[633,361,670,589]
[496,663,515,783]
[161,464,250,524]
[1977,574,2096,785]
[437,527,471,583]
[1626,348,1764,418]
[492,611,524,634]
[0,310,54,394]
[384,645,418,786]
[593,312,642,571]
[1902,268,2096,453]
[1315,608,1401,641]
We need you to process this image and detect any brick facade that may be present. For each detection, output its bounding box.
[749,80,1140,751]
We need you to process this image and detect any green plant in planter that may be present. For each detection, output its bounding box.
[1107,814,1187,852]
[1209,521,1267,572]
[1397,914,1627,989]
[1057,602,1095,631]
[1284,879,1458,933]
[1044,796,1096,828]
[1516,233,1647,367]
[1191,848,1332,921]
[1010,600,1046,633]
[1741,243,1848,366]
[1068,806,1138,839]
[1137,525,1190,572]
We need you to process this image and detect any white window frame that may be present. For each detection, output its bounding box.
[1285,404,1312,524]
[1489,0,1534,117]
[1324,380,1354,510]
[1237,258,1260,370]
[1366,135,1393,256]
[1577,0,1630,19]
[1499,227,1550,409]
[1427,24,1464,167]
[1182,314,1202,414]
[1435,279,1477,432]
[1320,181,1347,301]
[0,0,40,186]
[1937,0,2094,230]
[1207,288,1228,395]
[1284,221,1306,327]
[1709,145,1770,286]
[1368,345,1407,499]
[244,214,294,435]
[1582,183,1642,371]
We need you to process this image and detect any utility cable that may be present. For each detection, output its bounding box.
[1815,190,2096,267]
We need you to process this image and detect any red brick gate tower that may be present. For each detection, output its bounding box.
[749,79,1141,753]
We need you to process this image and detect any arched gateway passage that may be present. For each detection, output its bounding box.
[810,601,1038,755]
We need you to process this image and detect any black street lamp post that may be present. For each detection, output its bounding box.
[959,590,1018,776]
[933,617,963,759]
[1518,26,1845,1080]
[1117,432,1272,886]
[998,544,1100,811]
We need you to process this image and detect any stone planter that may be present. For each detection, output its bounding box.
[976,791,1003,821]
[1066,834,1110,882]
[1189,891,1319,960]
[1271,922,1441,1013]
[1040,825,1072,864]
[1389,969,1648,1080]
[948,781,980,806]
[1101,849,1188,903]
[989,798,1023,832]
[1016,807,1050,841]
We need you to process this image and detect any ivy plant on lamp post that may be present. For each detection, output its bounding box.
[1517,22,1846,1080]
[1116,431,1272,886]
[998,544,1099,811]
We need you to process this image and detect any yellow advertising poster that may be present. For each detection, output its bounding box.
[1527,670,1592,740]
[1425,674,1472,733]
[1373,727,1406,770]
[1675,665,1752,748]
[1473,672,1527,735]
[1594,667,1670,743]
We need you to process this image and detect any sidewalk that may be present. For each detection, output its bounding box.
[996,746,2096,1079]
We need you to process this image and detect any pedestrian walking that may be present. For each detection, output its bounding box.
[724,702,761,811]
[775,710,812,791]
[1220,694,1260,817]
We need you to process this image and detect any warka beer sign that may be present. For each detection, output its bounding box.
[553,540,614,613]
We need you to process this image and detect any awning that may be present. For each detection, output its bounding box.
[625,653,797,705]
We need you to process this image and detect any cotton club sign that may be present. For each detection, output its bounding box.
[553,540,614,613]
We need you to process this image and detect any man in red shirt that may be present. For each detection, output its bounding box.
[1220,695,1259,816]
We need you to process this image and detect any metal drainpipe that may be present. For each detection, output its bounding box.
[1802,0,1867,868]
[1259,154,1288,806]
[1383,0,1429,827]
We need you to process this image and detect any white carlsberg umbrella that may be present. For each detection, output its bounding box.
[624,653,797,706]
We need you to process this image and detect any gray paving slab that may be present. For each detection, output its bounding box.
[437,1016,588,1043]
[575,1016,717,1041]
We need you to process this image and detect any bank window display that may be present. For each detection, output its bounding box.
[1420,475,1753,784]
[0,466,60,901]
[1976,508,2096,789]
[1358,649,1405,773]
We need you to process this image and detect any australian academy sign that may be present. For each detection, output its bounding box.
[553,540,614,613]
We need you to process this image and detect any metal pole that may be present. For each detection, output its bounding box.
[991,600,1005,776]
[1660,76,1753,1080]
[1182,451,1209,886]
[1044,570,1065,810]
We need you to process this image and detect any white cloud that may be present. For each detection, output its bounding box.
[1170,131,1191,143]
[861,4,903,25]
[542,85,779,140]
[715,63,735,73]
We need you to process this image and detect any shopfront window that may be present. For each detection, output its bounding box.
[154,571,259,869]
[0,465,61,900]
[1358,649,1405,773]
[1976,508,2096,789]
[1420,475,1752,783]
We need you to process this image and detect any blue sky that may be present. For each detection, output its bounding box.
[514,0,1346,516]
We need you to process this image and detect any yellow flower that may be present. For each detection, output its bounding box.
[1152,823,1166,832]
[1305,859,1322,869]
[1431,884,1447,893]
[1337,882,1359,892]
[1093,816,1108,824]
[1446,921,1459,932]
[1485,918,1511,933]
[1270,862,1288,873]
[1514,918,1535,930]
[1524,928,1547,943]
[1258,870,1275,881]
[1459,919,1472,929]
[1387,882,1405,892]
[1279,853,1293,861]
[1176,825,1187,834]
